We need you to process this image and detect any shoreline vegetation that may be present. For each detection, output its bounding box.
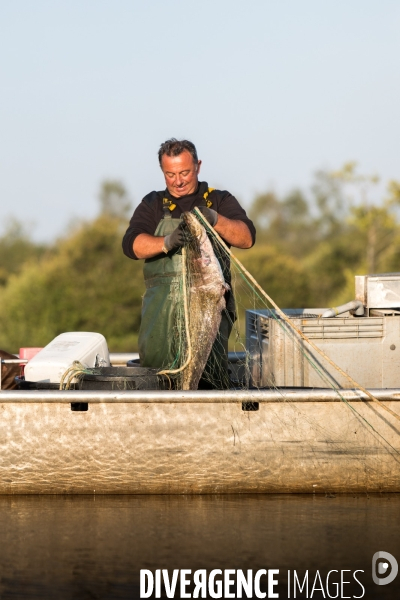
[1,163,400,353]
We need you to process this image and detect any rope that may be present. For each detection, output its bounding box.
[193,207,400,424]
[59,361,87,390]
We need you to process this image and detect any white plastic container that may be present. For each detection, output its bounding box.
[24,332,110,383]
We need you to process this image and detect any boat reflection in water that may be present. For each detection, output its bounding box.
[0,494,398,599]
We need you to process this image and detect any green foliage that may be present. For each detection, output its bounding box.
[98,180,132,218]
[1,169,400,353]
[0,214,144,353]
[236,245,312,307]
[246,163,400,309]
[304,239,361,306]
[0,218,46,286]
[249,189,316,256]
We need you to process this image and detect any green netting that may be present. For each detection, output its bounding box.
[155,208,399,473]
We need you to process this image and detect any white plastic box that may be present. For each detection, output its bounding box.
[24,332,110,383]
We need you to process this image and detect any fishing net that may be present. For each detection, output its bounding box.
[158,212,231,391]
[157,208,399,485]
[59,363,169,391]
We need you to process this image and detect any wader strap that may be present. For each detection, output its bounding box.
[162,197,174,219]
[203,187,215,208]
[162,187,215,216]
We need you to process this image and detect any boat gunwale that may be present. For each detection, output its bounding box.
[1,388,400,403]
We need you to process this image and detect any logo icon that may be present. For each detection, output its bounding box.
[372,551,398,586]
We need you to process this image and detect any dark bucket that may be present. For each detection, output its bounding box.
[80,366,168,391]
[15,377,70,390]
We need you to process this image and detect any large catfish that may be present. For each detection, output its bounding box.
[180,211,229,390]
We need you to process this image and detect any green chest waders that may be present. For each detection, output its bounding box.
[138,214,183,369]
[138,208,232,389]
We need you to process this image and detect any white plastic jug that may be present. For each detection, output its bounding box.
[24,332,110,383]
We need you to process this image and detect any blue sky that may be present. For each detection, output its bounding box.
[1,1,400,240]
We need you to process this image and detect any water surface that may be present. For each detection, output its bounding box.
[0,494,398,599]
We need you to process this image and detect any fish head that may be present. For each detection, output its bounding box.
[181,211,204,241]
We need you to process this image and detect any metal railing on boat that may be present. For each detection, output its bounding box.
[0,388,400,403]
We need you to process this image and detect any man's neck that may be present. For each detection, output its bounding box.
[167,182,201,199]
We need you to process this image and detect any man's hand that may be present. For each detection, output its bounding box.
[164,223,186,252]
[197,206,252,248]
[198,206,218,227]
[133,208,253,259]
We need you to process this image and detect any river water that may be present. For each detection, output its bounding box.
[0,494,398,599]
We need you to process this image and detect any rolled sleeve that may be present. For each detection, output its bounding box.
[122,193,160,260]
[215,191,256,247]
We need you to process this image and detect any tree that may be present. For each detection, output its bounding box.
[0,209,143,353]
[98,180,132,218]
[246,163,400,307]
[249,189,316,256]
[0,218,46,286]
[235,244,312,307]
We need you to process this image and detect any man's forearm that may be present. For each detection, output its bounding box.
[133,216,253,259]
[133,233,165,259]
[214,215,253,248]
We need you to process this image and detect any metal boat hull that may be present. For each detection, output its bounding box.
[0,390,399,494]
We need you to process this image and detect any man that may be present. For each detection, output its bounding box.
[122,138,256,388]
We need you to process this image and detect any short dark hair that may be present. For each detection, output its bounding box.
[158,138,198,167]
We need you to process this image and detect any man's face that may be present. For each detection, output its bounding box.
[161,151,202,198]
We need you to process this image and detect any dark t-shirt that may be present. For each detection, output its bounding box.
[122,181,256,260]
